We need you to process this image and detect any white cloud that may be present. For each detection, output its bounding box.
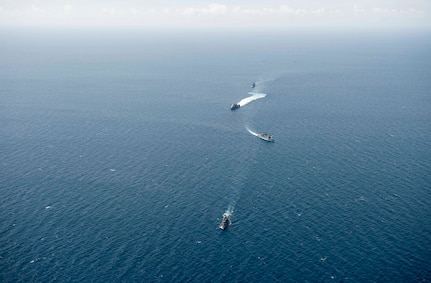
[102,7,116,15]
[279,5,294,15]
[208,3,227,15]
[373,7,397,15]
[0,1,428,28]
[277,5,329,16]
[130,7,139,15]
[32,4,45,14]
[311,8,325,15]
[64,4,73,14]
[183,4,227,16]
[353,4,366,15]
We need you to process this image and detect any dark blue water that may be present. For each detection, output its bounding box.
[1,29,431,282]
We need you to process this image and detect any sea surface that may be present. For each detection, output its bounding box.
[1,29,430,282]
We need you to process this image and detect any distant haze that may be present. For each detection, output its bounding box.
[0,0,430,29]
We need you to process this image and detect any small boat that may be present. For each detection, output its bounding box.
[230,103,240,110]
[257,133,275,142]
[251,82,256,88]
[219,214,230,230]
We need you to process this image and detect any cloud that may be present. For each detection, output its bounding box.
[208,3,227,15]
[64,4,73,14]
[0,1,428,28]
[183,4,227,16]
[353,4,366,15]
[372,7,424,17]
[32,4,45,14]
[102,7,116,15]
[130,7,139,15]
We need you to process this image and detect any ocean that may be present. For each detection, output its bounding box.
[1,29,430,282]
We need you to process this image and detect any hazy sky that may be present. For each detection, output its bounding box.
[0,0,430,29]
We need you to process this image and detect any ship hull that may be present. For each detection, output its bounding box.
[219,214,230,230]
[230,103,240,110]
[257,134,275,142]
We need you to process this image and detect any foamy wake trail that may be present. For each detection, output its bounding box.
[246,126,258,137]
[238,92,267,107]
[225,205,234,216]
